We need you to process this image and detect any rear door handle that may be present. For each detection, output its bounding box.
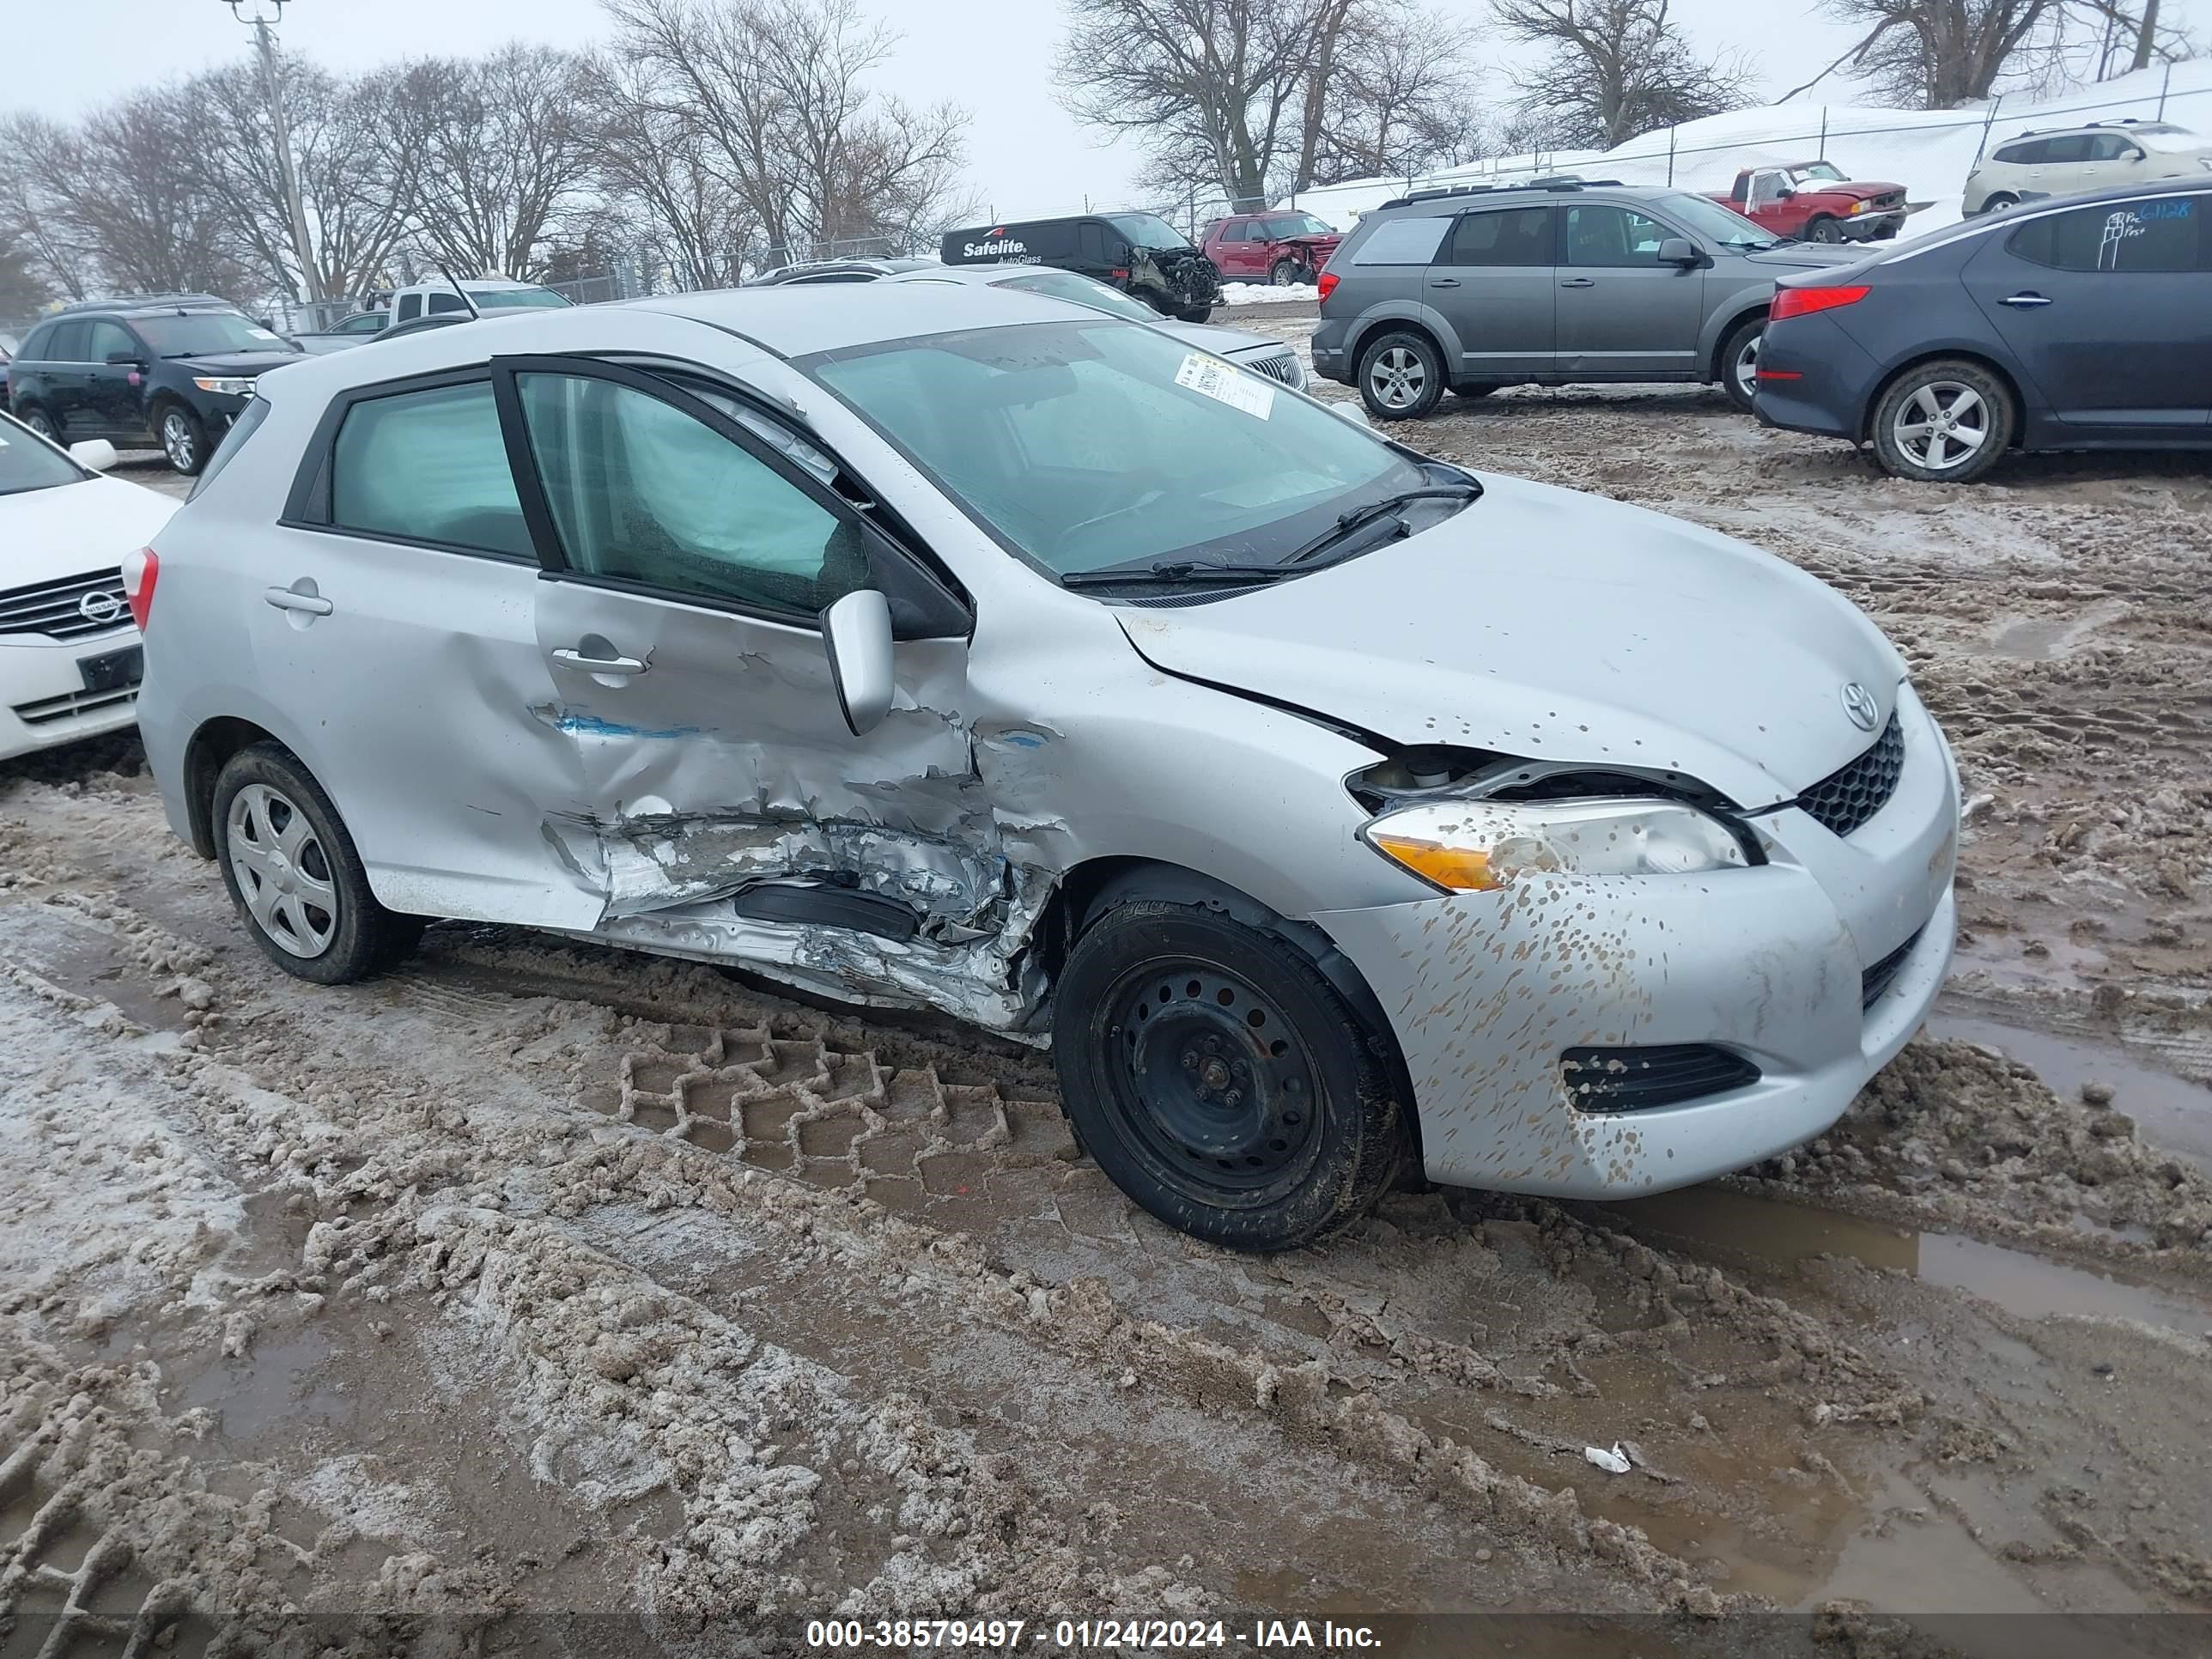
[262,585,333,616]
[1428,276,1461,288]
[1559,277,1596,289]
[552,646,647,676]
[1997,292,2053,308]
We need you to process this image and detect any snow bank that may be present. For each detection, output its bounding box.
[1218,282,1321,305]
[1285,60,2212,235]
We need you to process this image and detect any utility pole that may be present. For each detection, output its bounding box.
[224,0,322,303]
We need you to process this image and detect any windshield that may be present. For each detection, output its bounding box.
[1656,192,1780,249]
[998,269,1162,322]
[2137,125,2203,152]
[803,319,1425,579]
[1265,213,1335,238]
[0,418,86,495]
[135,313,295,357]
[1790,161,1845,184]
[471,287,570,310]
[1107,213,1190,252]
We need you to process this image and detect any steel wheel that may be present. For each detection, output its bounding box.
[161,408,199,471]
[1097,962,1324,1201]
[226,782,339,958]
[1806,216,1843,243]
[1368,346,1427,412]
[1892,380,1989,473]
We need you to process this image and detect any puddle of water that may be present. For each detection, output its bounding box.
[1607,1187,2212,1334]
[173,1330,352,1443]
[1929,1014,2212,1174]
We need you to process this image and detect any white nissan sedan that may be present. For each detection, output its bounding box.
[0,412,173,761]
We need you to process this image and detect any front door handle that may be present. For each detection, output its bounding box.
[1559,276,1596,289]
[552,646,647,676]
[263,584,333,616]
[1428,276,1461,288]
[1997,292,2053,308]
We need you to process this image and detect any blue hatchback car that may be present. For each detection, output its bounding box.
[1753,177,2210,482]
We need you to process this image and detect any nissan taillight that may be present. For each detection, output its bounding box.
[1318,270,1340,303]
[1771,283,1870,321]
[122,546,158,630]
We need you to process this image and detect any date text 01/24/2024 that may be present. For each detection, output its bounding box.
[804,1620,1384,1651]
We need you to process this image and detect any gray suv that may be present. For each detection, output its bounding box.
[1311,179,1863,417]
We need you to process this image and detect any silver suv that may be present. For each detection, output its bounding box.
[1311,179,1863,416]
[1965,120,2212,216]
[132,284,1957,1251]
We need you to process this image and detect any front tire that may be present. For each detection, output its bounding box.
[1870,359,2014,484]
[1269,258,1303,287]
[1175,302,1213,323]
[1719,314,1765,413]
[158,404,210,475]
[1357,330,1445,421]
[1052,898,1410,1252]
[1804,216,1843,244]
[213,744,425,983]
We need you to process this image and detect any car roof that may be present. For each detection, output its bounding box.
[254,281,1107,401]
[1364,178,1654,215]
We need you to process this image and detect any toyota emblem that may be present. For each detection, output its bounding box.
[78,590,124,627]
[1839,682,1880,732]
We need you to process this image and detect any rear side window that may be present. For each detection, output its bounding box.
[2040,135,2092,164]
[2007,196,2203,272]
[1348,217,1450,264]
[329,380,532,557]
[20,322,58,361]
[1993,140,2045,165]
[1447,207,1553,267]
[44,321,89,362]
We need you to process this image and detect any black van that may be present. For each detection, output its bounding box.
[939,211,1222,322]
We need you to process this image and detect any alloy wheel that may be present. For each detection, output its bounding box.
[161,410,198,471]
[1369,347,1426,411]
[226,782,340,958]
[1733,332,1760,402]
[1099,963,1323,1201]
[1893,380,1989,473]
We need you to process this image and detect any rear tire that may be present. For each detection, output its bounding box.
[1052,899,1410,1252]
[1719,314,1765,413]
[17,404,58,442]
[1805,216,1843,244]
[1357,329,1445,421]
[213,744,426,983]
[1869,358,2014,484]
[1978,191,2019,215]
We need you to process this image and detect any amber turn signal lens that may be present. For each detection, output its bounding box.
[1368,833,1501,891]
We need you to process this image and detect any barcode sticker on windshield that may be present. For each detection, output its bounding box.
[1175,353,1273,420]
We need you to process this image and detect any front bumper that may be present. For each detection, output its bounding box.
[1313,687,1960,1199]
[0,629,143,762]
[1840,210,1906,241]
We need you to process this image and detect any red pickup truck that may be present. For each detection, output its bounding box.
[1706,160,1915,243]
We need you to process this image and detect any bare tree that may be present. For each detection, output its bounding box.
[604,0,973,270]
[581,52,755,289]
[0,115,100,301]
[1789,0,2191,107]
[1318,2,1492,180]
[1492,0,1753,149]
[383,44,597,279]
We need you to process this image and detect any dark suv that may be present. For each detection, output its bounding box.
[7,294,303,474]
[1310,178,1862,419]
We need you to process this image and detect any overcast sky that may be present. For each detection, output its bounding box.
[8,0,2208,217]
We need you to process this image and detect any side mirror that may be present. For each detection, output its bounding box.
[105,350,143,368]
[823,589,895,737]
[68,439,118,471]
[1656,238,1701,267]
[1774,185,1796,199]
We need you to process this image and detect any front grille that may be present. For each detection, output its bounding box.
[0,568,131,641]
[1561,1044,1761,1112]
[1245,349,1303,387]
[12,684,138,726]
[1869,191,1904,210]
[1798,712,1903,837]
[1859,927,1924,1010]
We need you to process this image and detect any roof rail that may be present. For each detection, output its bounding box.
[1378,175,1631,209]
[58,291,234,314]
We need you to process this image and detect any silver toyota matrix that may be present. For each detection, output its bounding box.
[134,284,1958,1250]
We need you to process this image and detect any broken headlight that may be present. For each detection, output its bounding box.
[1363,798,1748,892]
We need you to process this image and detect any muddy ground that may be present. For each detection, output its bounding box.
[3,353,2209,1657]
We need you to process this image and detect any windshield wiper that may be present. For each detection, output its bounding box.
[1283,483,1480,567]
[1060,559,1291,589]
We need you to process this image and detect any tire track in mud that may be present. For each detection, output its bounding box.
[4,785,2208,1642]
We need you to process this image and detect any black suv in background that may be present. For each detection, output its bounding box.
[939,212,1221,321]
[7,294,303,473]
